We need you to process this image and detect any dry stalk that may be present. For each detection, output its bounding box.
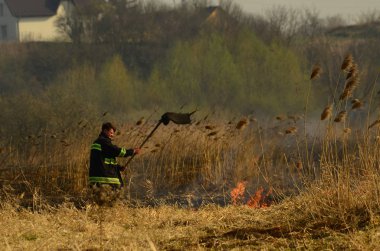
[368,119,380,129]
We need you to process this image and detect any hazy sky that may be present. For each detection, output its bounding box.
[161,0,380,21]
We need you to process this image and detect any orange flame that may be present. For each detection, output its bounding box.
[231,182,273,208]
[230,181,247,205]
[247,186,273,208]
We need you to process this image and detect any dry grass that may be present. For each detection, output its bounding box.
[1,54,380,249]
[0,196,379,250]
[1,114,380,249]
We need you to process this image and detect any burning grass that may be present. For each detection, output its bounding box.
[1,54,380,249]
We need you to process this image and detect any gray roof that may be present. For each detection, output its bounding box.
[4,0,90,18]
[5,0,60,17]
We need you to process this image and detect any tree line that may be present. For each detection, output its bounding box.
[0,0,379,139]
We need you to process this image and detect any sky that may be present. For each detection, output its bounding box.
[160,0,380,22]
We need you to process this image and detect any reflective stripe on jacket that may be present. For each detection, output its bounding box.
[89,133,134,186]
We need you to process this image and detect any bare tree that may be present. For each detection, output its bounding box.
[323,15,347,29]
[356,10,380,25]
[298,8,323,38]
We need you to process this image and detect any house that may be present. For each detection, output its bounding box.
[0,0,231,43]
[0,0,83,42]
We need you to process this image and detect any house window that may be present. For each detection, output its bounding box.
[1,25,7,39]
[0,4,3,17]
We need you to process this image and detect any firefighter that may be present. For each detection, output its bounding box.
[89,122,140,205]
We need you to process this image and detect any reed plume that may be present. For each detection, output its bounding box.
[351,99,363,110]
[136,117,145,126]
[236,118,248,130]
[339,89,350,100]
[321,104,333,120]
[144,179,154,198]
[341,54,353,72]
[288,114,302,123]
[285,126,297,134]
[310,64,322,80]
[276,115,286,121]
[339,75,360,100]
[334,110,347,123]
[343,128,351,134]
[207,131,218,137]
[295,160,303,170]
[205,125,216,130]
[346,63,358,80]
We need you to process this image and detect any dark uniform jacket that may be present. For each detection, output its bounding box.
[89,133,134,186]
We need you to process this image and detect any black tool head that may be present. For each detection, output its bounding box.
[160,111,196,125]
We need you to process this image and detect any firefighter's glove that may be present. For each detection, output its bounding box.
[133,148,141,155]
[160,113,170,125]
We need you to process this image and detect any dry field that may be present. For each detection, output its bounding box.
[1,198,380,250]
[1,55,380,250]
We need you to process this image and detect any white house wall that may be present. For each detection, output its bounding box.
[18,3,70,42]
[0,0,18,41]
[19,16,60,41]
